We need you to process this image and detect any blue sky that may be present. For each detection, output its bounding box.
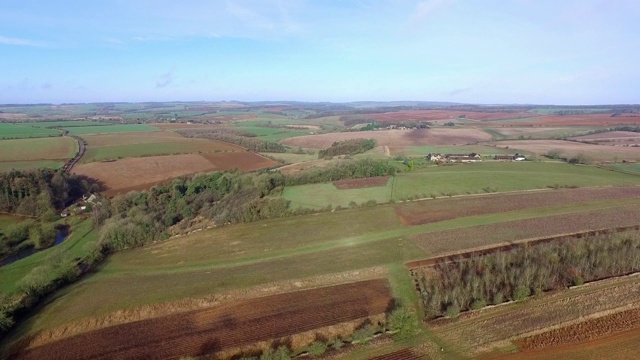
[1,0,639,104]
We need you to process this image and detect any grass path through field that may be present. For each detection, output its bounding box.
[97,197,640,277]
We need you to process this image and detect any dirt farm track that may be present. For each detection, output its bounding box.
[10,280,392,360]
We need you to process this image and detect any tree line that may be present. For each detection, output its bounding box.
[176,129,287,153]
[318,139,376,158]
[416,230,640,318]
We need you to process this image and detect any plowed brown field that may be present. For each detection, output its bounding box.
[281,129,491,149]
[334,176,389,189]
[516,307,640,351]
[73,152,276,196]
[369,348,423,360]
[366,110,531,122]
[482,114,640,126]
[396,186,640,226]
[11,280,392,360]
[569,131,640,145]
[411,205,640,256]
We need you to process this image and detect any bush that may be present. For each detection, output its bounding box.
[387,307,420,340]
[512,286,530,301]
[307,341,328,356]
[471,299,487,310]
[352,324,376,343]
[0,310,14,332]
[444,303,460,318]
[332,338,344,350]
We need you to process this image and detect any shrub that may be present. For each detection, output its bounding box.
[387,307,420,340]
[307,341,328,356]
[332,338,344,350]
[444,303,460,318]
[352,324,376,343]
[471,299,487,310]
[512,286,530,301]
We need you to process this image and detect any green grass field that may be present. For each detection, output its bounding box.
[79,142,234,163]
[0,214,30,229]
[64,124,159,135]
[283,162,640,209]
[12,196,640,336]
[0,161,65,172]
[0,219,98,294]
[0,124,61,139]
[606,163,640,175]
[0,137,78,162]
[27,121,108,128]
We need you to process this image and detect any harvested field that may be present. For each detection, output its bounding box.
[569,131,640,145]
[64,124,159,135]
[490,139,640,162]
[11,280,392,360]
[411,204,640,256]
[334,176,389,189]
[396,186,640,226]
[516,307,640,351]
[366,110,531,122]
[281,128,491,149]
[482,114,640,127]
[73,152,276,195]
[368,348,423,360]
[201,152,276,171]
[430,275,640,357]
[490,327,640,360]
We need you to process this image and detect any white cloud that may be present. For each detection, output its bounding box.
[0,35,48,47]
[156,70,174,88]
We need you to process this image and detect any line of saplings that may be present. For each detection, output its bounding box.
[176,128,288,153]
[229,307,419,360]
[416,230,640,318]
[318,138,376,159]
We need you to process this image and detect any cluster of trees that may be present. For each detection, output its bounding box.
[417,230,640,318]
[176,129,287,153]
[0,170,94,217]
[318,139,376,158]
[96,158,396,251]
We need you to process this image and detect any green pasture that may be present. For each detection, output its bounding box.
[285,179,394,209]
[283,162,640,209]
[0,161,65,172]
[0,219,98,294]
[0,137,78,162]
[235,125,310,141]
[0,214,30,229]
[28,120,108,128]
[64,124,159,135]
[0,124,61,139]
[13,196,640,334]
[604,163,640,175]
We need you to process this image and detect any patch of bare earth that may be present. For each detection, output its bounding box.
[395,186,640,226]
[73,152,276,196]
[10,280,392,360]
[334,176,389,189]
[281,128,491,149]
[411,205,640,256]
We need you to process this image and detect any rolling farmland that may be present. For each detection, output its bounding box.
[0,123,61,139]
[0,137,78,171]
[11,280,392,360]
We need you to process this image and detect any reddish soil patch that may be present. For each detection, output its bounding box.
[395,186,640,226]
[569,131,640,146]
[281,129,491,149]
[515,307,640,351]
[483,114,640,127]
[11,280,392,360]
[74,152,276,196]
[366,110,531,122]
[410,205,640,259]
[334,176,389,189]
[368,348,423,360]
[201,152,277,171]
